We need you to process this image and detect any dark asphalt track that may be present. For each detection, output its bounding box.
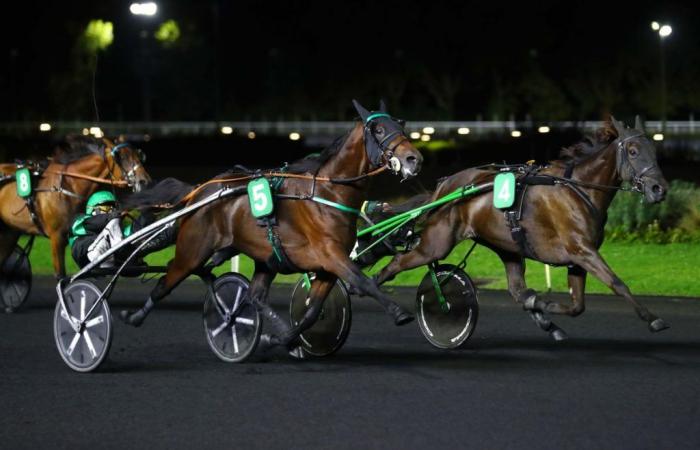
[1,276,699,449]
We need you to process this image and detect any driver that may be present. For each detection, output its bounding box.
[70,190,172,268]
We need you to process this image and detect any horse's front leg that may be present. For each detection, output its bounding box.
[572,248,669,332]
[48,230,67,279]
[536,265,587,316]
[269,270,337,354]
[323,249,413,326]
[497,251,568,341]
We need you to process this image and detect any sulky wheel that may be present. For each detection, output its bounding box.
[1,245,32,313]
[203,272,261,363]
[289,275,352,357]
[416,264,479,349]
[54,280,112,372]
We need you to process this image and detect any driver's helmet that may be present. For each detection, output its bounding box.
[86,190,117,215]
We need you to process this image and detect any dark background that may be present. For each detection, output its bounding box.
[1,1,700,189]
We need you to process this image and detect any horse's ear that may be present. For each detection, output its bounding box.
[635,115,645,131]
[610,115,626,136]
[352,99,371,122]
[379,99,388,113]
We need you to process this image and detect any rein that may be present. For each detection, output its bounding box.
[178,164,388,205]
[43,170,128,187]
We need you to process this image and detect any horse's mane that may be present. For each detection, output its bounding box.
[53,136,104,164]
[556,121,618,164]
[285,130,352,174]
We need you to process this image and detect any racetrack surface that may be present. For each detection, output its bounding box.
[1,276,699,450]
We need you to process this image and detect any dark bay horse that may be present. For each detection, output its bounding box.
[374,117,669,339]
[0,136,150,278]
[121,101,423,351]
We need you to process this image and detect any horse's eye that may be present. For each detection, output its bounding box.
[375,126,385,135]
[628,146,639,157]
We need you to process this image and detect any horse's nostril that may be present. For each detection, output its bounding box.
[652,184,663,194]
[407,156,417,164]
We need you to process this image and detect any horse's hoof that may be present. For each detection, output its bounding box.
[258,334,281,352]
[389,305,414,326]
[288,346,306,360]
[649,318,670,333]
[119,310,144,327]
[550,328,569,342]
[4,306,15,314]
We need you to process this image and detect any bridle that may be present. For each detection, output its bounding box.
[106,142,145,189]
[614,132,658,193]
[362,113,410,174]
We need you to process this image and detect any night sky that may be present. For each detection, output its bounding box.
[2,0,700,122]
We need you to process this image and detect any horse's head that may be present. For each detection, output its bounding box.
[609,116,668,203]
[103,137,151,192]
[353,100,422,180]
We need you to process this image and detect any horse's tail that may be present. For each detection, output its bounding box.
[122,177,193,211]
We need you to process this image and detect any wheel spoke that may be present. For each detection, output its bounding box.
[80,290,87,321]
[232,325,239,354]
[234,317,255,326]
[85,315,105,328]
[231,286,243,314]
[210,320,228,338]
[66,332,81,356]
[83,331,98,359]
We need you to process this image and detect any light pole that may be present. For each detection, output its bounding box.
[651,21,672,132]
[130,2,158,122]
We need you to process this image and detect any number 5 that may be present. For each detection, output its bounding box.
[252,183,268,211]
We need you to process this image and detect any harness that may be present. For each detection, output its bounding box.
[246,113,408,273]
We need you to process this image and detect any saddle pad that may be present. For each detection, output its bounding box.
[493,172,516,209]
[15,168,32,198]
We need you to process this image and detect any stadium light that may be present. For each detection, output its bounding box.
[221,126,233,135]
[247,131,256,139]
[457,127,470,135]
[511,130,522,138]
[130,2,158,16]
[39,123,51,132]
[651,21,660,31]
[289,132,301,141]
[409,132,421,139]
[538,126,550,134]
[422,126,435,135]
[653,133,664,141]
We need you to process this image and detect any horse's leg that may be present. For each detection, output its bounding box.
[325,251,413,325]
[374,221,456,285]
[120,223,214,327]
[572,248,669,332]
[246,263,290,339]
[0,230,21,268]
[275,270,336,349]
[48,230,67,279]
[530,265,587,316]
[498,251,568,341]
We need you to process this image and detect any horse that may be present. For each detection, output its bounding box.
[373,116,670,339]
[120,100,423,353]
[0,135,151,280]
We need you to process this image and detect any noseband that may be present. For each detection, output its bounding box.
[615,133,656,193]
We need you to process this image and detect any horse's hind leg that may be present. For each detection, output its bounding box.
[573,248,668,332]
[374,221,456,285]
[498,251,568,341]
[121,221,214,327]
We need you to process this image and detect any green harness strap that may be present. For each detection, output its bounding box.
[310,196,361,215]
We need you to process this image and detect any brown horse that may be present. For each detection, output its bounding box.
[0,136,151,279]
[120,101,423,351]
[374,117,670,339]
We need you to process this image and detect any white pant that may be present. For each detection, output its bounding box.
[87,218,124,266]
